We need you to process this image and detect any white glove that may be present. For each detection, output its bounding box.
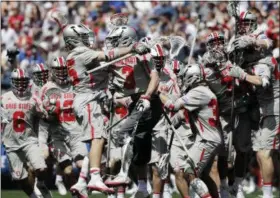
[132,42,150,55]
[136,95,151,112]
[233,35,256,50]
[228,66,247,80]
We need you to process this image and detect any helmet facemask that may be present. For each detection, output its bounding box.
[33,71,49,87]
[207,37,227,64]
[52,67,69,85]
[12,77,30,97]
[239,19,257,35]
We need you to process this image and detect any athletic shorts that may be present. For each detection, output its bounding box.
[7,143,47,180]
[253,115,280,151]
[51,133,88,163]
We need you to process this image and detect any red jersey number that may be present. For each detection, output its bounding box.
[13,111,25,133]
[122,66,136,89]
[59,100,76,122]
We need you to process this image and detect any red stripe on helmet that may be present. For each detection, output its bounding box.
[58,57,64,67]
[173,60,179,71]
[240,11,246,20]
[18,69,24,77]
[39,63,44,71]
[155,44,164,57]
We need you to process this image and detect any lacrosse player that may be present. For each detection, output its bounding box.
[103,26,161,198]
[62,23,149,195]
[202,31,254,198]
[228,11,279,198]
[1,68,52,198]
[160,63,223,198]
[40,57,89,196]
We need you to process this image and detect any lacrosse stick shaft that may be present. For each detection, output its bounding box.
[187,19,200,65]
[86,53,133,74]
[162,110,190,157]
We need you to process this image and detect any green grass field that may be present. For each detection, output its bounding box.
[2,190,279,198]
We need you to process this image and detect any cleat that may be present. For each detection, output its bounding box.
[105,174,131,187]
[55,179,67,196]
[88,177,114,194]
[70,182,88,198]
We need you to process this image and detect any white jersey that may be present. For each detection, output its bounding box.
[40,81,83,138]
[29,80,41,97]
[180,86,222,143]
[111,53,157,97]
[246,56,279,116]
[66,46,109,94]
[1,91,39,151]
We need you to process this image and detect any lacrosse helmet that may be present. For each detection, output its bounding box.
[32,63,49,86]
[105,25,138,49]
[183,64,204,90]
[63,24,94,50]
[51,57,68,85]
[150,43,166,71]
[11,68,31,97]
[170,59,185,76]
[206,32,227,63]
[239,11,257,35]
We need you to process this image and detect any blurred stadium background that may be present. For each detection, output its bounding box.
[1,1,279,197]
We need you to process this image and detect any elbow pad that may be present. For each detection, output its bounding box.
[104,48,120,61]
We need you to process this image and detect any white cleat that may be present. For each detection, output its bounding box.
[55,179,67,196]
[36,182,53,198]
[70,182,88,198]
[87,176,114,194]
[34,179,43,198]
[105,174,131,187]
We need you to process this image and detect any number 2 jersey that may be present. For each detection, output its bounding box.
[40,81,82,138]
[110,53,157,97]
[1,91,39,151]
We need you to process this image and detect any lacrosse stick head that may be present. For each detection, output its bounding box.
[110,13,129,27]
[169,36,186,60]
[50,9,68,31]
[227,1,239,18]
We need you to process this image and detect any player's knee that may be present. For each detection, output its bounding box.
[59,160,72,175]
[151,165,160,177]
[74,155,85,168]
[257,150,272,160]
[174,169,185,181]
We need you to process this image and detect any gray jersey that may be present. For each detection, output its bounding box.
[111,53,157,97]
[1,91,39,151]
[66,46,109,94]
[246,57,279,116]
[180,86,222,143]
[40,81,83,138]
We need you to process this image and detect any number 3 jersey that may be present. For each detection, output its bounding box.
[1,91,39,151]
[40,81,82,137]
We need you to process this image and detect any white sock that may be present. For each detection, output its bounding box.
[90,167,101,180]
[117,186,125,198]
[56,174,63,182]
[78,156,89,183]
[153,193,161,198]
[138,179,148,192]
[262,183,273,198]
[163,181,170,192]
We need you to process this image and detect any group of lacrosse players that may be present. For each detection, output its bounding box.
[1,5,279,198]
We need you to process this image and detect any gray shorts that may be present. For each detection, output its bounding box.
[149,128,168,165]
[7,143,47,180]
[51,133,88,163]
[253,115,280,151]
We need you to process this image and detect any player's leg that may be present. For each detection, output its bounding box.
[255,115,279,198]
[55,165,67,196]
[23,143,52,198]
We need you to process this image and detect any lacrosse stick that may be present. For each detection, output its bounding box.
[50,9,68,31]
[169,36,186,60]
[188,19,200,65]
[227,0,240,162]
[109,13,129,29]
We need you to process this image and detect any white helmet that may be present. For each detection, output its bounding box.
[11,68,31,97]
[32,63,49,86]
[239,11,257,35]
[183,64,204,90]
[63,24,94,50]
[51,56,68,85]
[150,43,166,71]
[105,25,138,49]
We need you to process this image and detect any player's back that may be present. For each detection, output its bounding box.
[111,53,155,97]
[1,91,38,151]
[182,85,222,143]
[66,46,109,94]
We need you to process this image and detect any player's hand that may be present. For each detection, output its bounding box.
[132,42,150,55]
[136,95,150,112]
[228,66,247,80]
[42,97,57,114]
[233,35,256,50]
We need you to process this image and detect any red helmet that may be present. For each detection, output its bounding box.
[32,63,49,86]
[11,68,31,97]
[51,56,68,85]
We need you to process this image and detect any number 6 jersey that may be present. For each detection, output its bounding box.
[1,91,39,152]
